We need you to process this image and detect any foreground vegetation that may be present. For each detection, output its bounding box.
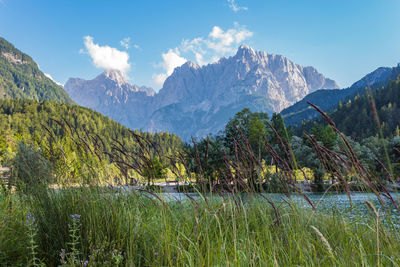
[0,187,399,266]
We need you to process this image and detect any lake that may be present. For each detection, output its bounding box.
[150,191,400,225]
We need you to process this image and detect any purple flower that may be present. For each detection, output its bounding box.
[26,213,35,224]
[59,249,66,264]
[26,213,37,228]
[71,214,81,219]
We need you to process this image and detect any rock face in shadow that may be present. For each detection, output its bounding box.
[65,45,339,140]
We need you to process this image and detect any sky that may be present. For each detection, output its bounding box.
[0,0,399,91]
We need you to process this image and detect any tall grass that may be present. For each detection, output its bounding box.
[2,95,400,265]
[0,187,399,266]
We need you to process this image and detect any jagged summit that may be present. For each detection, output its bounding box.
[181,61,200,69]
[66,45,339,140]
[101,69,128,86]
[236,44,256,57]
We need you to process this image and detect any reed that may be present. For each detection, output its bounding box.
[0,188,399,266]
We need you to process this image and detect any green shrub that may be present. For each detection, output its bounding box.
[11,142,52,193]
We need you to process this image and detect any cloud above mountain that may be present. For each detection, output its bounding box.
[82,36,131,76]
[152,48,187,87]
[181,23,253,65]
[152,23,253,88]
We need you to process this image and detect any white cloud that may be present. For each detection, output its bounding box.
[83,36,131,76]
[152,23,253,89]
[133,44,141,50]
[152,48,187,87]
[180,23,253,64]
[44,73,63,87]
[206,24,253,54]
[227,0,248,12]
[120,37,131,49]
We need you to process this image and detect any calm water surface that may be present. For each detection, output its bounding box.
[154,191,400,225]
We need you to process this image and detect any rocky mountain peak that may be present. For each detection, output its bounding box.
[66,45,339,140]
[180,61,200,71]
[98,69,128,87]
[236,44,255,56]
[234,44,258,63]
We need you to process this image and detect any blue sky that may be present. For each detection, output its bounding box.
[0,0,399,90]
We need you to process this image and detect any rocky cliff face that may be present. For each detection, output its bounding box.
[65,45,339,140]
[156,45,338,113]
[65,70,154,128]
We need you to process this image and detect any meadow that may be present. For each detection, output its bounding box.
[1,186,399,266]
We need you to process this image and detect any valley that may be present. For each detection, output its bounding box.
[1,1,400,264]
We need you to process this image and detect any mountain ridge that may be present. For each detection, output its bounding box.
[65,45,339,140]
[0,37,73,104]
[280,65,400,125]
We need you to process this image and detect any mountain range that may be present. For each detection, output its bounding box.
[65,45,339,139]
[2,35,399,141]
[0,36,183,165]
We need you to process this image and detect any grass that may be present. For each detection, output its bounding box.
[0,186,399,266]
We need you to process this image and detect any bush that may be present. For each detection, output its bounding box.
[11,142,52,193]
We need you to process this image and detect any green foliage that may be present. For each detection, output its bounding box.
[299,76,400,141]
[11,142,52,193]
[1,188,399,266]
[142,157,166,185]
[224,108,269,158]
[270,112,292,144]
[187,135,228,186]
[0,99,184,184]
[0,37,73,104]
[311,124,337,150]
[0,134,6,162]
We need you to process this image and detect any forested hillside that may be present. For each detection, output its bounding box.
[0,99,184,182]
[281,65,400,126]
[329,76,400,140]
[0,37,73,103]
[295,76,400,141]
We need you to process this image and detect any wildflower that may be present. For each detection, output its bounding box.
[59,249,66,264]
[26,213,37,227]
[71,214,81,219]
